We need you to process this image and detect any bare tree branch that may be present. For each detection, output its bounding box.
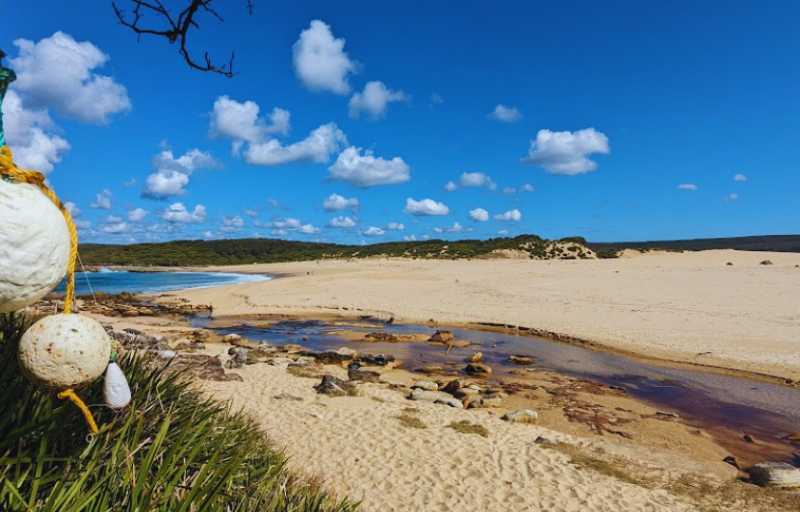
[112,0,240,78]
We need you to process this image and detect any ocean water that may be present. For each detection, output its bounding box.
[54,268,271,296]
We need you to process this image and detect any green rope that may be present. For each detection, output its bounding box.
[0,66,16,148]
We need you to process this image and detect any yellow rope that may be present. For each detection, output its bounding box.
[0,146,78,313]
[57,389,99,435]
[1,145,97,435]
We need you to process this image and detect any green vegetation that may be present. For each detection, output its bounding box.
[589,234,800,253]
[0,312,357,512]
[395,414,428,429]
[76,233,800,268]
[79,235,557,266]
[446,420,489,437]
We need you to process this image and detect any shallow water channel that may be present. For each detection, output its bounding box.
[194,317,800,466]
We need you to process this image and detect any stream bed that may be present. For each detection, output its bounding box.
[194,316,800,466]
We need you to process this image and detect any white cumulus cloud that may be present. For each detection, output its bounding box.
[329,216,356,228]
[328,147,410,188]
[678,184,698,191]
[363,226,385,236]
[101,222,128,234]
[90,189,112,210]
[298,224,321,235]
[2,89,70,173]
[734,173,748,182]
[245,123,346,166]
[497,230,509,236]
[494,209,522,221]
[444,181,458,192]
[10,31,131,124]
[209,96,290,147]
[404,234,417,241]
[469,208,489,222]
[460,172,496,189]
[523,128,610,175]
[323,193,360,212]
[404,198,449,216]
[386,222,404,231]
[219,215,245,233]
[349,81,409,119]
[128,208,149,222]
[160,203,207,224]
[143,149,220,200]
[488,104,521,122]
[292,20,358,94]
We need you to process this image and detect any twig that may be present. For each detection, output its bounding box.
[112,0,238,77]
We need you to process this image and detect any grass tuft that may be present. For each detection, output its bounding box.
[396,414,427,429]
[0,312,359,511]
[446,420,489,437]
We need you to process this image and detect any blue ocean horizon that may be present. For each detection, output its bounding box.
[54,268,271,296]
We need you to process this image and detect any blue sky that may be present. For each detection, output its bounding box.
[2,1,799,245]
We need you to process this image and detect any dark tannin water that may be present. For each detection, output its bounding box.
[195,317,800,466]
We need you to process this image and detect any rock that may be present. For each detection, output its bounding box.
[226,351,248,369]
[295,356,317,365]
[123,328,145,336]
[314,375,356,397]
[256,343,277,354]
[357,353,396,367]
[723,455,750,471]
[785,431,800,442]
[429,330,454,343]
[269,357,296,366]
[508,355,535,365]
[413,380,439,391]
[749,462,800,488]
[121,311,139,318]
[743,434,756,444]
[410,388,444,403]
[467,395,503,409]
[441,378,471,394]
[280,344,304,353]
[435,397,464,409]
[726,262,733,266]
[157,350,177,359]
[274,392,304,401]
[466,352,483,363]
[348,365,382,383]
[465,363,493,377]
[759,260,773,266]
[223,334,248,346]
[453,387,480,399]
[534,436,557,447]
[303,350,354,366]
[503,409,538,424]
[192,329,211,341]
[190,342,206,350]
[337,347,358,357]
[363,331,399,342]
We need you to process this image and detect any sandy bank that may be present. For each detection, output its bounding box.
[171,250,800,381]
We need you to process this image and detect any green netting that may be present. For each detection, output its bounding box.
[0,66,17,147]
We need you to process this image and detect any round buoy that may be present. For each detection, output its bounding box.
[18,314,111,390]
[0,179,70,313]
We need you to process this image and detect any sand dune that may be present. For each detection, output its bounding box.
[177,249,800,381]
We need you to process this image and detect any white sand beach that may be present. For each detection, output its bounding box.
[175,249,800,381]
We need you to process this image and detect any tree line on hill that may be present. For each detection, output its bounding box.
[77,234,799,268]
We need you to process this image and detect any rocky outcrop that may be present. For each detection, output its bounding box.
[428,330,454,343]
[749,462,800,487]
[508,355,535,365]
[314,375,358,397]
[465,363,493,377]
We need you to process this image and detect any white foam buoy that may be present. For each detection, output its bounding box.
[0,179,70,313]
[18,314,111,390]
[104,360,131,409]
